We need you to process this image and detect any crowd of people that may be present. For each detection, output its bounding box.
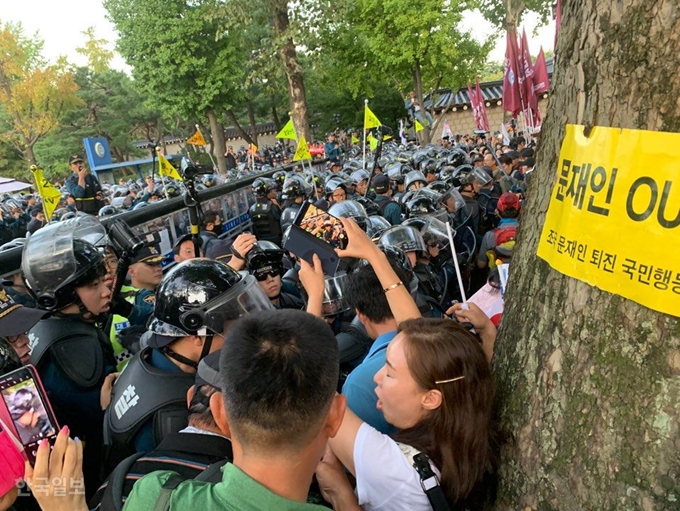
[0,130,536,511]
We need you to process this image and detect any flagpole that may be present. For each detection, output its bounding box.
[29,165,51,221]
[196,124,218,172]
[156,148,171,200]
[363,99,368,171]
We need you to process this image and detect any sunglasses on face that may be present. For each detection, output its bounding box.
[254,267,282,281]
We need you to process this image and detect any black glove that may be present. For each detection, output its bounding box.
[110,294,133,318]
[117,324,147,353]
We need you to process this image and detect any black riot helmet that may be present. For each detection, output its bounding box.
[272,171,287,188]
[378,225,427,253]
[404,170,428,192]
[324,175,348,198]
[149,259,273,340]
[281,174,313,200]
[366,215,392,240]
[353,196,381,216]
[252,177,277,197]
[246,241,285,273]
[328,200,368,231]
[22,222,106,312]
[447,149,468,168]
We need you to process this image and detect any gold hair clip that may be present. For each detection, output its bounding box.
[434,376,465,384]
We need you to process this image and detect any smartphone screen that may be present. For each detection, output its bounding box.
[294,204,348,250]
[0,366,59,464]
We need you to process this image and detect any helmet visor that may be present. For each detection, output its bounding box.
[197,274,274,334]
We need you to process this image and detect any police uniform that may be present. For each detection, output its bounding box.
[248,197,282,246]
[65,154,105,214]
[109,284,156,371]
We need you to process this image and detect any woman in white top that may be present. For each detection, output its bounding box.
[315,218,498,511]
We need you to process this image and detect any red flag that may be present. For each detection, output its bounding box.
[476,78,490,131]
[502,29,522,117]
[519,30,535,104]
[532,47,550,94]
[468,83,482,130]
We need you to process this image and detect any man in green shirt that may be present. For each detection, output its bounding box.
[121,309,354,510]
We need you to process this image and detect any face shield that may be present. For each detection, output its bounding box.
[378,226,427,253]
[321,272,351,317]
[179,274,274,335]
[440,187,466,213]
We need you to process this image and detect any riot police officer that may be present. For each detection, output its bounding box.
[280,174,313,233]
[249,177,282,246]
[246,241,304,310]
[104,258,273,460]
[22,222,117,497]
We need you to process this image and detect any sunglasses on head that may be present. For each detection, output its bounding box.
[254,267,282,281]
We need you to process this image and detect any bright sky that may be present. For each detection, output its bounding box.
[3,1,555,74]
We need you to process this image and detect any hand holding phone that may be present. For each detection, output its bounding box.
[0,366,59,465]
[294,203,348,251]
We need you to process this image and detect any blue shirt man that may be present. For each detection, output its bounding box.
[324,134,342,161]
[342,330,397,434]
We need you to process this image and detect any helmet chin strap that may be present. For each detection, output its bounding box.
[161,347,199,370]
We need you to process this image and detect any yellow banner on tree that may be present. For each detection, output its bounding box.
[187,128,206,146]
[30,166,61,220]
[292,136,312,161]
[364,106,381,130]
[158,151,182,180]
[537,124,680,317]
[276,119,297,140]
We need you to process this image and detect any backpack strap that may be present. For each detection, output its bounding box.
[100,452,146,511]
[151,460,228,511]
[153,474,184,511]
[194,460,228,482]
[413,453,452,511]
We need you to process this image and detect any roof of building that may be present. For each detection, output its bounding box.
[223,121,278,140]
[424,58,554,112]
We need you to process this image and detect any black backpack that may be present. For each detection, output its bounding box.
[99,452,227,511]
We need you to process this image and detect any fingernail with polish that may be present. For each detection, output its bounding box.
[60,425,69,435]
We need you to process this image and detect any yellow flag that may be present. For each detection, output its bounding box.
[187,128,207,146]
[415,119,425,132]
[364,106,381,130]
[351,134,359,145]
[276,119,297,140]
[383,134,392,141]
[292,136,312,161]
[367,133,378,151]
[30,166,61,220]
[158,151,182,180]
[249,143,258,154]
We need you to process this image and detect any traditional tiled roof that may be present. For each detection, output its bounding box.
[424,59,554,112]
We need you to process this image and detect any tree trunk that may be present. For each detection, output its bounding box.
[271,98,281,130]
[25,144,36,165]
[206,110,227,175]
[413,61,431,144]
[224,109,254,145]
[247,100,259,146]
[272,0,310,141]
[494,1,680,510]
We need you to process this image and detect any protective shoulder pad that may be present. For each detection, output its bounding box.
[29,318,106,388]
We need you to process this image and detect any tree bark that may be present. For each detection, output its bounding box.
[271,98,281,130]
[247,100,258,146]
[272,0,310,141]
[413,61,431,144]
[206,109,227,175]
[224,109,254,145]
[494,1,680,510]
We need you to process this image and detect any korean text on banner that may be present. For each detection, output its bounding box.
[537,124,680,317]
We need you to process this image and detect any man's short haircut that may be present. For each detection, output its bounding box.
[346,258,410,323]
[220,310,339,451]
[188,384,219,429]
[202,211,219,227]
[499,154,513,166]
